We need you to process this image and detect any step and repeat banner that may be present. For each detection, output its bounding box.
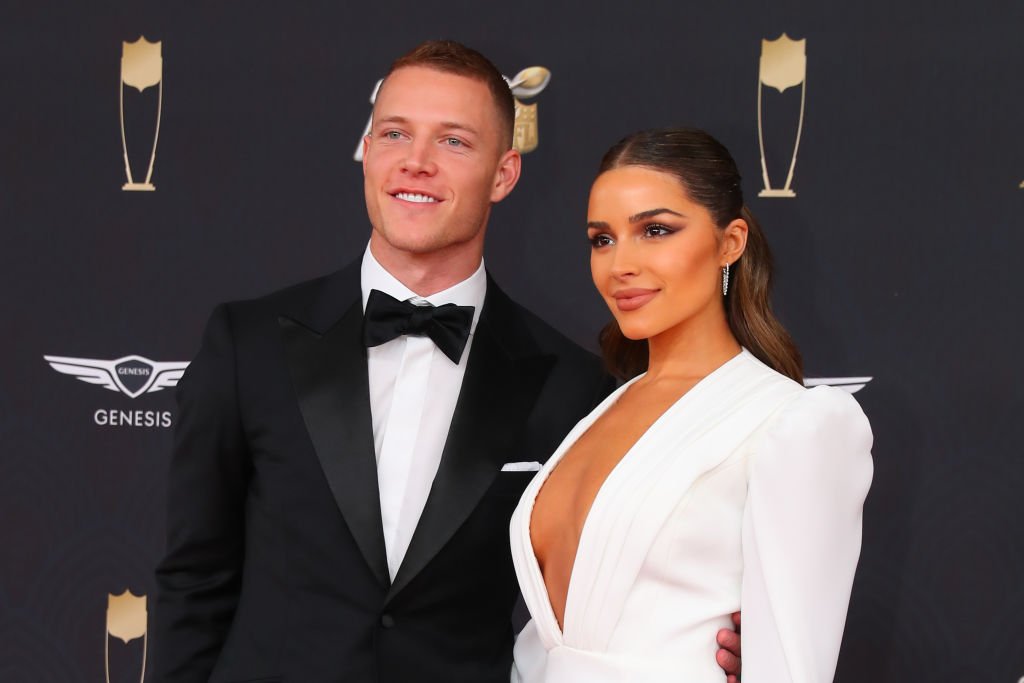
[2,1,1021,681]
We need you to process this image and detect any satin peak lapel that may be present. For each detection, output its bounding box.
[387,287,554,600]
[280,297,389,589]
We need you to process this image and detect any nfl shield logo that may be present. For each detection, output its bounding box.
[759,34,806,93]
[121,37,162,92]
[107,591,147,644]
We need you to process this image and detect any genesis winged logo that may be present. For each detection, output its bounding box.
[44,355,188,399]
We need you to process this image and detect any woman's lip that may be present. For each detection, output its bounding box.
[612,289,658,311]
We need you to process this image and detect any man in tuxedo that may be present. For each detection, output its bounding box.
[151,40,741,683]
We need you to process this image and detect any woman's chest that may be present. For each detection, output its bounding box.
[530,401,663,565]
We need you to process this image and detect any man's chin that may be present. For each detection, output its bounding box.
[372,230,452,257]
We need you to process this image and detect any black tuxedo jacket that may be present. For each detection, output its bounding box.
[151,262,613,683]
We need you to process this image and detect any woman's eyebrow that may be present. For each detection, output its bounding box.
[628,208,685,223]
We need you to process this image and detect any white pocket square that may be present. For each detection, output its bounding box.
[501,461,542,472]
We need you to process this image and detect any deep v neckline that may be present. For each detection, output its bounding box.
[525,349,748,640]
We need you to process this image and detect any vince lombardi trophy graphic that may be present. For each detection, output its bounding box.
[120,37,162,191]
[106,590,148,683]
[757,34,806,198]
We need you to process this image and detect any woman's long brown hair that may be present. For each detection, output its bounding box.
[596,128,803,382]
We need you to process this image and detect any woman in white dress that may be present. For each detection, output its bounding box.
[510,128,873,683]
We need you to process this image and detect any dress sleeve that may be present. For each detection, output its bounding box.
[740,385,873,683]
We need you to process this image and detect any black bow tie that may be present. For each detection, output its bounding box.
[362,289,475,364]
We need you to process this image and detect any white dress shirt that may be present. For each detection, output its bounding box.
[360,244,486,580]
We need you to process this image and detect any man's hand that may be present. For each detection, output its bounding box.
[716,611,741,682]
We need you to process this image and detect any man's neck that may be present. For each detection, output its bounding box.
[368,237,484,297]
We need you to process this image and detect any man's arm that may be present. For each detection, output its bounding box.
[717,611,742,682]
[150,305,251,682]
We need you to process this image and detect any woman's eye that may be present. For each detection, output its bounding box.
[590,234,614,248]
[643,224,673,238]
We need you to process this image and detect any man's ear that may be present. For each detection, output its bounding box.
[490,148,522,203]
[361,136,371,176]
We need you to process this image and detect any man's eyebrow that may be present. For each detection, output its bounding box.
[372,115,479,137]
[628,208,685,223]
[439,121,480,136]
[374,115,408,126]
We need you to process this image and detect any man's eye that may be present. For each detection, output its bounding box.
[385,130,403,140]
[445,137,464,147]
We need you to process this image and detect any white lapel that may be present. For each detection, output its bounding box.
[512,351,804,650]
[510,373,643,648]
[562,351,803,648]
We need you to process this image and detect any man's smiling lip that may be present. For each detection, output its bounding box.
[389,187,444,204]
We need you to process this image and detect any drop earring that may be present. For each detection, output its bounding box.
[722,263,730,296]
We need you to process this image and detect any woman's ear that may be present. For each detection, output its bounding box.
[721,218,748,265]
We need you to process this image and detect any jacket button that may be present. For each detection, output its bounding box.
[380,613,395,628]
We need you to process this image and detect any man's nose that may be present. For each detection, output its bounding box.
[402,139,438,175]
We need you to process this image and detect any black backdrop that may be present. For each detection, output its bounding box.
[2,1,1022,681]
